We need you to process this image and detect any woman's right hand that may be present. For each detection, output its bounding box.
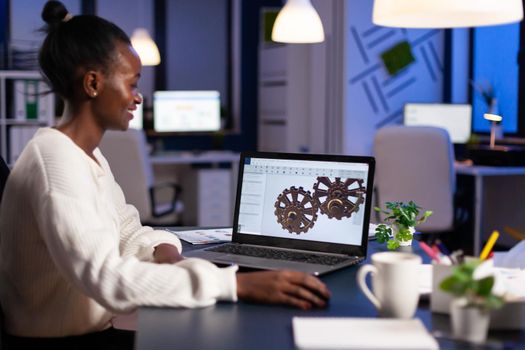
[236,270,331,310]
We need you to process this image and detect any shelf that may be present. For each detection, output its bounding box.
[1,119,49,126]
[0,70,55,164]
[0,70,43,80]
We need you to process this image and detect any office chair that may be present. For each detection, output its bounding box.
[99,129,183,226]
[373,126,456,234]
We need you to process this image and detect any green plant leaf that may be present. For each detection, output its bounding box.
[375,224,391,243]
[387,239,399,250]
[476,276,494,297]
[438,260,503,310]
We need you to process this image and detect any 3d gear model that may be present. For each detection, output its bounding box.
[313,177,366,220]
[274,186,318,234]
[274,177,367,234]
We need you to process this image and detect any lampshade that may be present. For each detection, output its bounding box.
[130,28,161,66]
[271,0,324,43]
[373,0,524,28]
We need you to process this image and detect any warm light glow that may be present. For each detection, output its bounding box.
[373,0,523,28]
[484,113,503,122]
[130,28,161,66]
[271,0,324,43]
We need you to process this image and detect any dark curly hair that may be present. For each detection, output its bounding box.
[38,1,131,100]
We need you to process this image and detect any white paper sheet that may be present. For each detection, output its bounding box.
[168,228,233,245]
[293,317,438,350]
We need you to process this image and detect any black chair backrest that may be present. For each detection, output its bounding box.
[0,156,10,203]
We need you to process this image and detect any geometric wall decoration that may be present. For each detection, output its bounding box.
[344,0,444,155]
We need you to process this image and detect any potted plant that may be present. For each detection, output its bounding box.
[374,201,432,250]
[439,260,504,343]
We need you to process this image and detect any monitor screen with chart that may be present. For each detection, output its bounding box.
[153,90,221,133]
[403,103,472,144]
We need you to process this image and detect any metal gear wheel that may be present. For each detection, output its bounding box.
[274,186,318,234]
[313,177,366,220]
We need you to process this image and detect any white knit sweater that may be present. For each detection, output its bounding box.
[0,128,237,337]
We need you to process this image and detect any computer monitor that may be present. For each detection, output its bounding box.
[153,90,221,133]
[403,103,472,144]
[129,102,143,130]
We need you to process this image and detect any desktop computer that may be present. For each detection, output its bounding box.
[403,103,472,144]
[403,103,472,160]
[153,90,221,133]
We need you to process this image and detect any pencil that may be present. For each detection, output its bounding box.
[480,230,499,261]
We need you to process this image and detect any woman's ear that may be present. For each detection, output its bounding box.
[83,70,103,98]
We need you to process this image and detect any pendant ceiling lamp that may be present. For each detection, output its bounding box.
[373,0,523,28]
[271,0,324,43]
[130,28,161,66]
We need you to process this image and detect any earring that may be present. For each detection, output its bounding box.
[92,92,98,98]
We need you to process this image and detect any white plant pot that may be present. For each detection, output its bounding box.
[450,298,490,343]
[391,225,415,247]
[398,239,412,247]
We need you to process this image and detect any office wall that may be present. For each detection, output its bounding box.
[165,0,228,102]
[343,0,444,156]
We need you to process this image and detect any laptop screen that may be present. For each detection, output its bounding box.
[233,152,375,254]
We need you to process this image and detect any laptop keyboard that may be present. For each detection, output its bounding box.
[207,244,359,266]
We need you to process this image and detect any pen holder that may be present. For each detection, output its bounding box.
[430,262,453,314]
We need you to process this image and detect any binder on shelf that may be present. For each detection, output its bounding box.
[37,81,54,123]
[9,126,38,165]
[13,80,26,121]
[25,80,38,120]
[12,79,53,121]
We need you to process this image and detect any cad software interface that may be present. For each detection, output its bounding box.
[153,90,221,132]
[237,157,369,246]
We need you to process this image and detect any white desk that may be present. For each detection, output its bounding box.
[150,150,240,165]
[455,164,525,255]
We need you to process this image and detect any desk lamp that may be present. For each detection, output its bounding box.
[484,113,503,149]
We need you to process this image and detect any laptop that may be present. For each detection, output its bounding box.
[184,151,375,275]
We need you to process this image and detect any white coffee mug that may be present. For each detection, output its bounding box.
[357,252,422,319]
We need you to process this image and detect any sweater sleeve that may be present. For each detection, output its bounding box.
[112,181,183,261]
[94,147,183,261]
[32,143,237,313]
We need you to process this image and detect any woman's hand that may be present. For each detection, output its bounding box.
[236,270,331,310]
[153,243,184,264]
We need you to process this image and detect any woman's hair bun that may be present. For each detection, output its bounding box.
[41,1,69,26]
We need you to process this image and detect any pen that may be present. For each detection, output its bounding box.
[418,241,441,263]
[480,230,499,261]
[435,239,453,264]
[435,239,451,256]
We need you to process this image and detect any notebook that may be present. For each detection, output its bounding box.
[184,151,375,275]
[292,317,439,349]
